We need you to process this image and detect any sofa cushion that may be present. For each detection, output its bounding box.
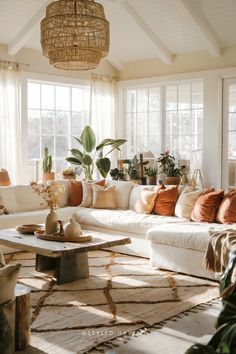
[74,207,186,235]
[146,222,227,252]
[216,189,236,224]
[68,180,83,206]
[80,180,105,208]
[191,189,224,223]
[14,185,48,212]
[92,184,117,209]
[175,186,202,220]
[133,187,159,214]
[0,186,17,213]
[153,186,179,216]
[106,180,134,209]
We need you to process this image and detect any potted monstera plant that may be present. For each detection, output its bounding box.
[66,126,126,180]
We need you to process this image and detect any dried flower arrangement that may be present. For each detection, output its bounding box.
[31,181,65,211]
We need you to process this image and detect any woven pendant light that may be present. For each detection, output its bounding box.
[41,0,110,70]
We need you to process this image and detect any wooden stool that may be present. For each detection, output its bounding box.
[15,284,31,351]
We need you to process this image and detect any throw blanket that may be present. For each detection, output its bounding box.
[205,228,236,272]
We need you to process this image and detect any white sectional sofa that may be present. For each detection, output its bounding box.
[0,180,226,279]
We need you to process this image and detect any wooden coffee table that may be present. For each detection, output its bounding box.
[0,229,131,284]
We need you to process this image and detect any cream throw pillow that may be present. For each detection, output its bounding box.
[133,187,159,214]
[175,186,202,220]
[92,184,117,209]
[80,180,105,207]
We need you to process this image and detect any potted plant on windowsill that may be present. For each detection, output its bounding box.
[43,147,55,183]
[144,166,158,185]
[65,125,127,180]
[157,151,185,185]
[62,168,76,180]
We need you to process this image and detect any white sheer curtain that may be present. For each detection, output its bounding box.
[0,63,25,184]
[89,75,117,170]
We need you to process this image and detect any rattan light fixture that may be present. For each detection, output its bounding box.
[41,0,110,70]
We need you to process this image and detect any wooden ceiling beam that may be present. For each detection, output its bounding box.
[107,51,124,71]
[176,0,221,57]
[8,1,50,56]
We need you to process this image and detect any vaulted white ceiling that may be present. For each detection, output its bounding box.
[0,0,236,71]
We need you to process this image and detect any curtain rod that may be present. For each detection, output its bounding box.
[0,59,30,67]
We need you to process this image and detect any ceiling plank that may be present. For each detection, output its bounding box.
[8,0,51,56]
[109,0,173,64]
[107,52,124,71]
[176,0,221,57]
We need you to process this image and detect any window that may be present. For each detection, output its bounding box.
[27,80,90,181]
[124,80,204,172]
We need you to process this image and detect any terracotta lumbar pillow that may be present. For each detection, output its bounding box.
[191,189,224,223]
[68,180,83,206]
[175,186,203,220]
[92,184,117,209]
[153,185,179,216]
[80,180,105,208]
[216,189,236,224]
[133,187,159,214]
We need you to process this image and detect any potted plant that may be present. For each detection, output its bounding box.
[144,166,158,185]
[62,167,76,180]
[65,125,126,180]
[157,151,185,185]
[43,147,55,183]
[110,168,126,181]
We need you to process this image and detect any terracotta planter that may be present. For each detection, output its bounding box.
[43,172,55,183]
[164,176,181,185]
[146,176,157,185]
[62,175,76,180]
[0,169,11,186]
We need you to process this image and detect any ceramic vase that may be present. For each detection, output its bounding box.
[43,172,55,183]
[63,217,81,239]
[45,209,58,235]
[146,176,157,185]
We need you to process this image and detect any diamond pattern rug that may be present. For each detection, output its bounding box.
[6,250,219,354]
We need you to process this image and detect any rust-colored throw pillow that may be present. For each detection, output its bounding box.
[68,180,83,206]
[216,189,236,224]
[153,185,179,216]
[191,189,224,223]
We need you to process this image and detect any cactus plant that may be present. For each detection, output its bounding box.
[43,147,53,173]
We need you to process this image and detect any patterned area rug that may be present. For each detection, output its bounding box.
[6,250,219,354]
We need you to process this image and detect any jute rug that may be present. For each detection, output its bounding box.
[6,250,219,354]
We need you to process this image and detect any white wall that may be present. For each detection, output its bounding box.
[118,66,236,188]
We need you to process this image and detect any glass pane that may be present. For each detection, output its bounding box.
[149,137,161,155]
[192,110,203,135]
[229,84,236,113]
[84,89,90,113]
[126,89,136,112]
[41,136,54,156]
[228,132,236,159]
[28,110,40,135]
[192,81,204,109]
[178,110,191,135]
[28,82,40,109]
[41,111,55,134]
[72,88,83,111]
[72,112,84,135]
[166,86,177,111]
[149,88,160,112]
[55,159,67,174]
[56,136,69,157]
[137,89,148,112]
[56,112,69,134]
[56,86,69,111]
[126,113,136,136]
[149,112,160,135]
[166,112,177,135]
[229,113,236,130]
[137,113,148,136]
[42,84,54,110]
[178,84,191,110]
[137,136,148,152]
[28,135,40,159]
